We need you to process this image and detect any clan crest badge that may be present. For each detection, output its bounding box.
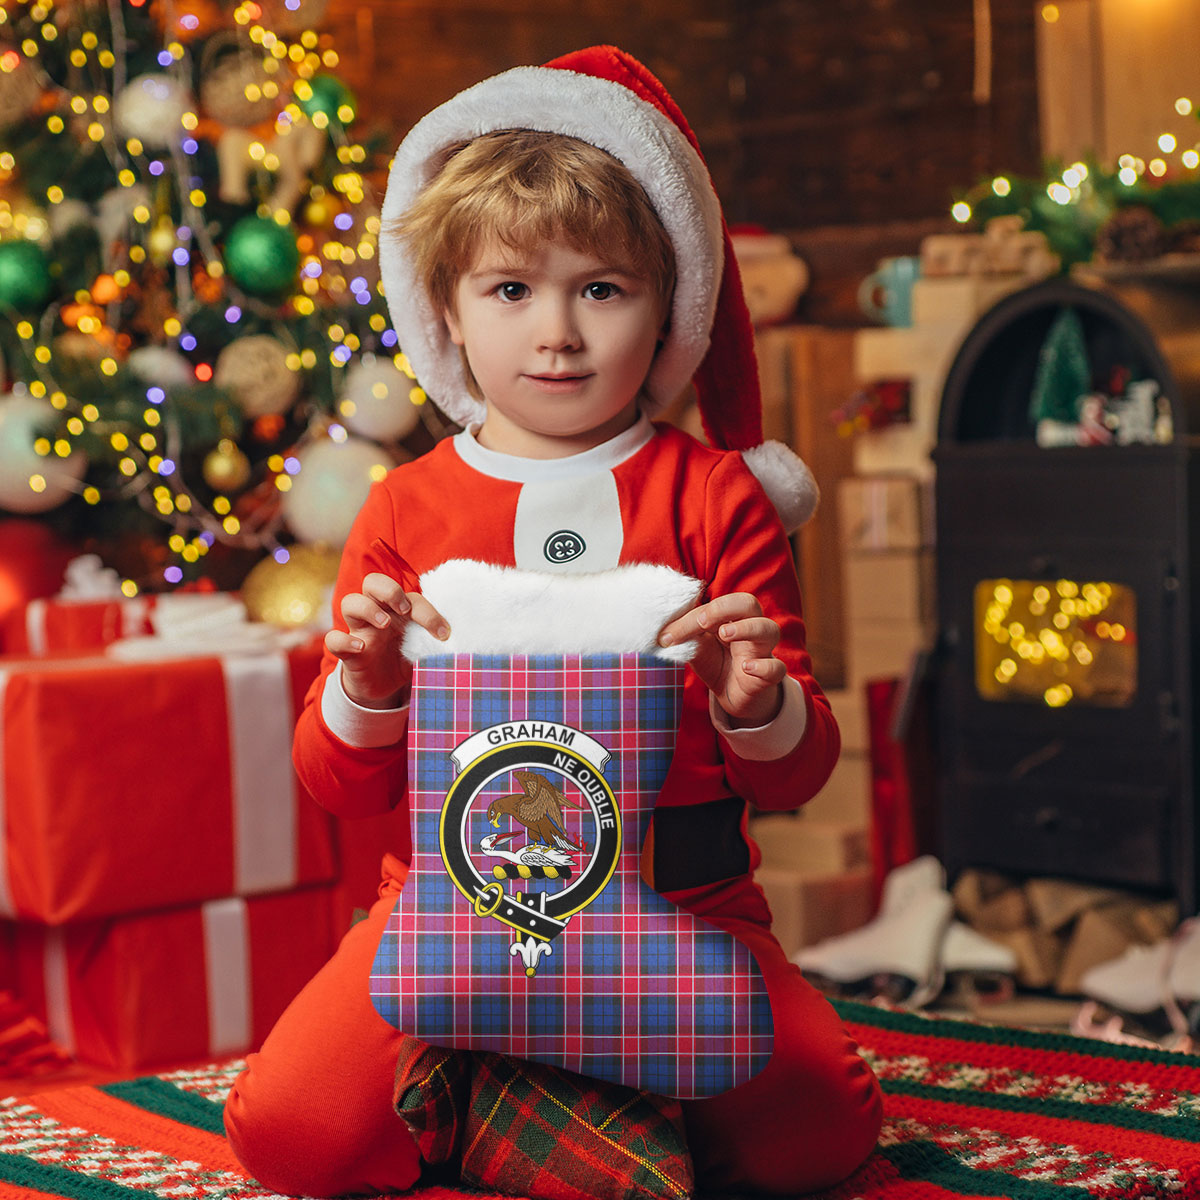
[439,720,622,976]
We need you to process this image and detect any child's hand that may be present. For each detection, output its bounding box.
[324,573,449,709]
[658,592,786,727]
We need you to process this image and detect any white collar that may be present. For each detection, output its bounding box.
[451,412,654,483]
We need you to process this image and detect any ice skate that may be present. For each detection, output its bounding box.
[793,856,954,1008]
[940,920,1017,1005]
[1077,917,1200,1048]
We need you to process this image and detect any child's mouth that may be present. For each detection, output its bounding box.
[525,373,592,393]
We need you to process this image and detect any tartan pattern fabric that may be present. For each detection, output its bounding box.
[461,1053,692,1200]
[394,1037,472,1167]
[393,1037,694,1200]
[370,653,773,1098]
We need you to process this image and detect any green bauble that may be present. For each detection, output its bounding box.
[0,241,53,311]
[296,74,356,127]
[224,216,301,296]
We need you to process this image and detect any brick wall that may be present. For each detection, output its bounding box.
[328,0,1041,236]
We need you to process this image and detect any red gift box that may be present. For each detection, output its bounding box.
[0,642,338,923]
[11,886,338,1071]
[4,597,156,655]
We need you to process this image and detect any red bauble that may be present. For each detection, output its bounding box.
[0,519,76,652]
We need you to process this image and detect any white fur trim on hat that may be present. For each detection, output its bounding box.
[379,65,724,430]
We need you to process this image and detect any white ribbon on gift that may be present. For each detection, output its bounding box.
[42,927,74,1054]
[221,653,299,896]
[40,896,253,1059]
[202,896,253,1055]
[23,601,49,656]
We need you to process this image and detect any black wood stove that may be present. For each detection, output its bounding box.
[933,276,1200,913]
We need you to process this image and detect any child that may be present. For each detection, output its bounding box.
[224,45,882,1197]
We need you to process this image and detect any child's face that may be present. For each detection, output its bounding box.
[443,238,663,458]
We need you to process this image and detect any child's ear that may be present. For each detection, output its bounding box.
[443,307,464,346]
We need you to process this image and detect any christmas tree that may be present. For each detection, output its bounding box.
[0,0,441,596]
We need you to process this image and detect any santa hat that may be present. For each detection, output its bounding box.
[379,45,818,530]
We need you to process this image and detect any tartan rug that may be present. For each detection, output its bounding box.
[3,1000,1200,1199]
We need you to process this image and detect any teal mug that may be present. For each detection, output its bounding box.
[858,255,921,327]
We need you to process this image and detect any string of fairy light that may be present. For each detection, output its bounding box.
[0,0,425,593]
[952,3,1197,226]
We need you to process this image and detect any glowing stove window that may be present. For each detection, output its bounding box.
[974,579,1136,707]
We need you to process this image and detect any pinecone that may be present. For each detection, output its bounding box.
[1166,220,1200,255]
[1095,206,1167,263]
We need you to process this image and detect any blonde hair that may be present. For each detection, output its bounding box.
[392,129,676,325]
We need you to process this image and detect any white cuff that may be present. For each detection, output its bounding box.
[320,661,410,748]
[710,675,808,761]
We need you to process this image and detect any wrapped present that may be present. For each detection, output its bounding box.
[5,595,155,654]
[837,475,932,553]
[8,587,267,656]
[0,641,337,923]
[3,556,155,654]
[11,887,338,1070]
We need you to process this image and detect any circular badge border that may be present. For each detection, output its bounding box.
[440,739,621,921]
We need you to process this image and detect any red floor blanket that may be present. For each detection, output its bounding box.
[1,999,1199,1200]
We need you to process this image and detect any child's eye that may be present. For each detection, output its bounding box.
[497,282,528,301]
[585,282,619,301]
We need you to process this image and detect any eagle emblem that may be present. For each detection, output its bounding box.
[486,770,588,852]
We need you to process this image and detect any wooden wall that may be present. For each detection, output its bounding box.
[1038,0,1200,169]
[327,0,1041,238]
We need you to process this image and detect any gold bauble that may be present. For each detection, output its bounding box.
[303,197,332,228]
[214,334,301,418]
[52,329,109,363]
[200,47,277,127]
[241,543,341,628]
[148,218,178,267]
[202,438,252,491]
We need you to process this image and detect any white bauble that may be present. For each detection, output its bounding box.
[127,345,195,388]
[113,74,192,147]
[215,334,301,418]
[0,53,43,131]
[48,199,94,240]
[96,184,151,263]
[338,354,421,442]
[0,390,86,514]
[281,435,393,546]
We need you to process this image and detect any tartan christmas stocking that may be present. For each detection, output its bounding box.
[369,564,774,1099]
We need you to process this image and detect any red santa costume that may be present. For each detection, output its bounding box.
[224,45,882,1197]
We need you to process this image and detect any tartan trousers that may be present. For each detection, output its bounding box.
[224,853,883,1197]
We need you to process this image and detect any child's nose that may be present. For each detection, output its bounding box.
[536,298,581,352]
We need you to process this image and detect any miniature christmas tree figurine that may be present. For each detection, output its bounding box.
[0,0,436,592]
[1030,307,1093,445]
